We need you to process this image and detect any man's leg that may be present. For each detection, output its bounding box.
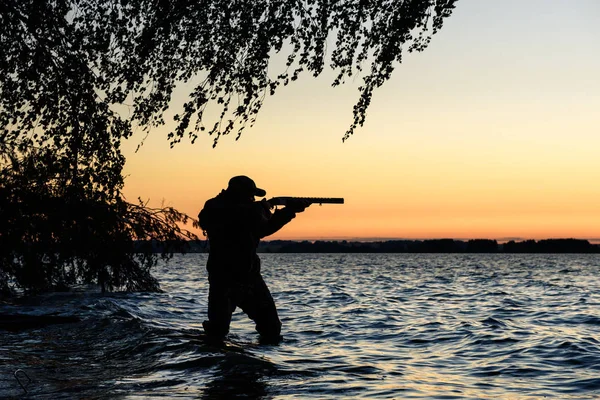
[203,280,235,340]
[237,274,282,343]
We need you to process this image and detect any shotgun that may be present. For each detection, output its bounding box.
[267,197,344,207]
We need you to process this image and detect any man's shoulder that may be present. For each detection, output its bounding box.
[203,192,228,208]
[203,197,221,207]
[202,196,252,215]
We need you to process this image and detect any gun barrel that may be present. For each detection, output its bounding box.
[268,197,344,206]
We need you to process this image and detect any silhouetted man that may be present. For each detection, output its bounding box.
[198,176,309,343]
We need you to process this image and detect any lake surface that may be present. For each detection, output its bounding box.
[1,253,600,399]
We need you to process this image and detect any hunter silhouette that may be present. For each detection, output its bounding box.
[198,176,310,343]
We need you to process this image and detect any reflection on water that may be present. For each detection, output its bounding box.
[201,353,271,399]
[1,254,600,398]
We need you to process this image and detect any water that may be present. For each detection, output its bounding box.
[2,254,600,399]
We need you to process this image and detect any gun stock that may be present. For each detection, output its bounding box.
[268,197,344,207]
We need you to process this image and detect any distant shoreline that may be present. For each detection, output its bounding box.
[145,239,600,253]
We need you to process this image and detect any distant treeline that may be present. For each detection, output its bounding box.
[145,239,600,253]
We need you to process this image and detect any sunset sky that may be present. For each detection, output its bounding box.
[122,0,600,241]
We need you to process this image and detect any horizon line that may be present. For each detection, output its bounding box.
[192,236,600,244]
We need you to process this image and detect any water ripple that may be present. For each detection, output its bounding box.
[1,253,600,398]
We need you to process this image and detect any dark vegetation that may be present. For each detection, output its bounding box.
[181,238,600,253]
[0,1,457,295]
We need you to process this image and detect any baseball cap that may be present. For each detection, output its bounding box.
[227,175,266,197]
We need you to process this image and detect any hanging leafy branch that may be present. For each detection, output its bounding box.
[2,0,457,150]
[106,0,458,147]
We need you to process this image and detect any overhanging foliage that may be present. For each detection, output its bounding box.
[2,0,457,149]
[0,0,456,294]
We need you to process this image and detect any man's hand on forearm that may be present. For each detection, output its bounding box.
[286,199,311,213]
